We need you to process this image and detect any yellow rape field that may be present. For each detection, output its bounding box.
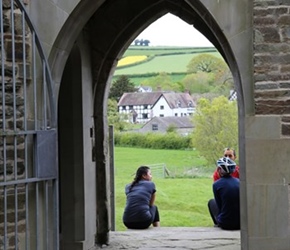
[117,55,147,67]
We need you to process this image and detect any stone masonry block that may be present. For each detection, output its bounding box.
[254,1,278,7]
[255,90,290,98]
[253,8,275,16]
[281,116,290,122]
[255,54,290,65]
[281,123,290,135]
[277,15,290,25]
[280,65,290,73]
[255,43,290,53]
[255,99,290,114]
[254,83,278,90]
[14,12,29,36]
[279,82,290,88]
[255,27,280,43]
[5,40,30,62]
[254,17,275,26]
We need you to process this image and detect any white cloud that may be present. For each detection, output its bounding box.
[135,13,214,47]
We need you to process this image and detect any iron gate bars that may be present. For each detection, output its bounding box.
[0,0,58,249]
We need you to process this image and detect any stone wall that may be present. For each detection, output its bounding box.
[0,1,30,249]
[254,1,290,136]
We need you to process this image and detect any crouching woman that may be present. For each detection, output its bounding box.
[123,166,160,229]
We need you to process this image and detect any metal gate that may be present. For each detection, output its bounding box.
[0,0,58,249]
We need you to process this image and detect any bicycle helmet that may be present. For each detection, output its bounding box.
[216,157,236,175]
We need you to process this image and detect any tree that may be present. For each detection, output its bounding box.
[181,72,215,94]
[191,96,238,166]
[140,72,181,92]
[211,68,234,96]
[107,98,132,131]
[143,39,150,46]
[109,75,136,101]
[166,124,177,133]
[187,54,228,74]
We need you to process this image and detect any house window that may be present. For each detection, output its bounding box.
[160,114,164,117]
[142,113,148,119]
[160,105,164,110]
[188,101,192,107]
[175,113,178,116]
[129,105,133,110]
[177,100,181,107]
[152,124,158,131]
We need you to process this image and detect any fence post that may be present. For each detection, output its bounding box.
[109,125,115,231]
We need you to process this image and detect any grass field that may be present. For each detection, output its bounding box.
[112,73,187,86]
[114,146,215,231]
[114,51,221,75]
[122,46,217,57]
[112,46,221,86]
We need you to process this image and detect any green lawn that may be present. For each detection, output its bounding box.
[114,146,215,231]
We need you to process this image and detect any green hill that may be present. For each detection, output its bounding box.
[112,46,219,85]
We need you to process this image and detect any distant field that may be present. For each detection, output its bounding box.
[117,73,186,86]
[114,146,214,231]
[112,46,221,86]
[115,54,195,75]
[123,46,217,56]
[114,46,220,75]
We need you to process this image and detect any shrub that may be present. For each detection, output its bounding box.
[114,132,191,150]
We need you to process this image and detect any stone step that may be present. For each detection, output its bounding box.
[94,227,241,249]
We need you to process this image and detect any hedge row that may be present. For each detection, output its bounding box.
[116,49,216,70]
[114,132,192,150]
[115,72,187,78]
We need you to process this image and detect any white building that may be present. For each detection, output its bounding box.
[137,85,152,92]
[118,92,196,123]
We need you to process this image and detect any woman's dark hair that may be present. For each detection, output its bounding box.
[129,166,150,192]
[224,147,236,157]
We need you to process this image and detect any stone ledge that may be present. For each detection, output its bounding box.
[94,227,240,250]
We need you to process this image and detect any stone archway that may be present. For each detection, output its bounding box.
[48,0,251,248]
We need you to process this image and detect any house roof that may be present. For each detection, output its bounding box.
[118,92,196,108]
[118,92,163,106]
[142,116,194,129]
[162,92,195,109]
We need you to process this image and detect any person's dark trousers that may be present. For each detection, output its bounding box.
[124,205,160,229]
[208,199,219,226]
[151,205,160,223]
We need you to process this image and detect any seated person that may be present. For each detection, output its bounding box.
[208,157,240,230]
[213,148,239,181]
[123,166,160,229]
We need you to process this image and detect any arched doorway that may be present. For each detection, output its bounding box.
[49,0,249,248]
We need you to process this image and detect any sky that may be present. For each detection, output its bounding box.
[135,13,214,47]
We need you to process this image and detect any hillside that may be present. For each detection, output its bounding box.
[114,46,218,76]
[112,46,220,87]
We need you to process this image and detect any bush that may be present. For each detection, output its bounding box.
[114,132,191,150]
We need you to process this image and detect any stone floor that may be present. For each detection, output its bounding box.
[94,227,241,250]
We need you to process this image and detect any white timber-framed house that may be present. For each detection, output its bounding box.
[118,92,196,123]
